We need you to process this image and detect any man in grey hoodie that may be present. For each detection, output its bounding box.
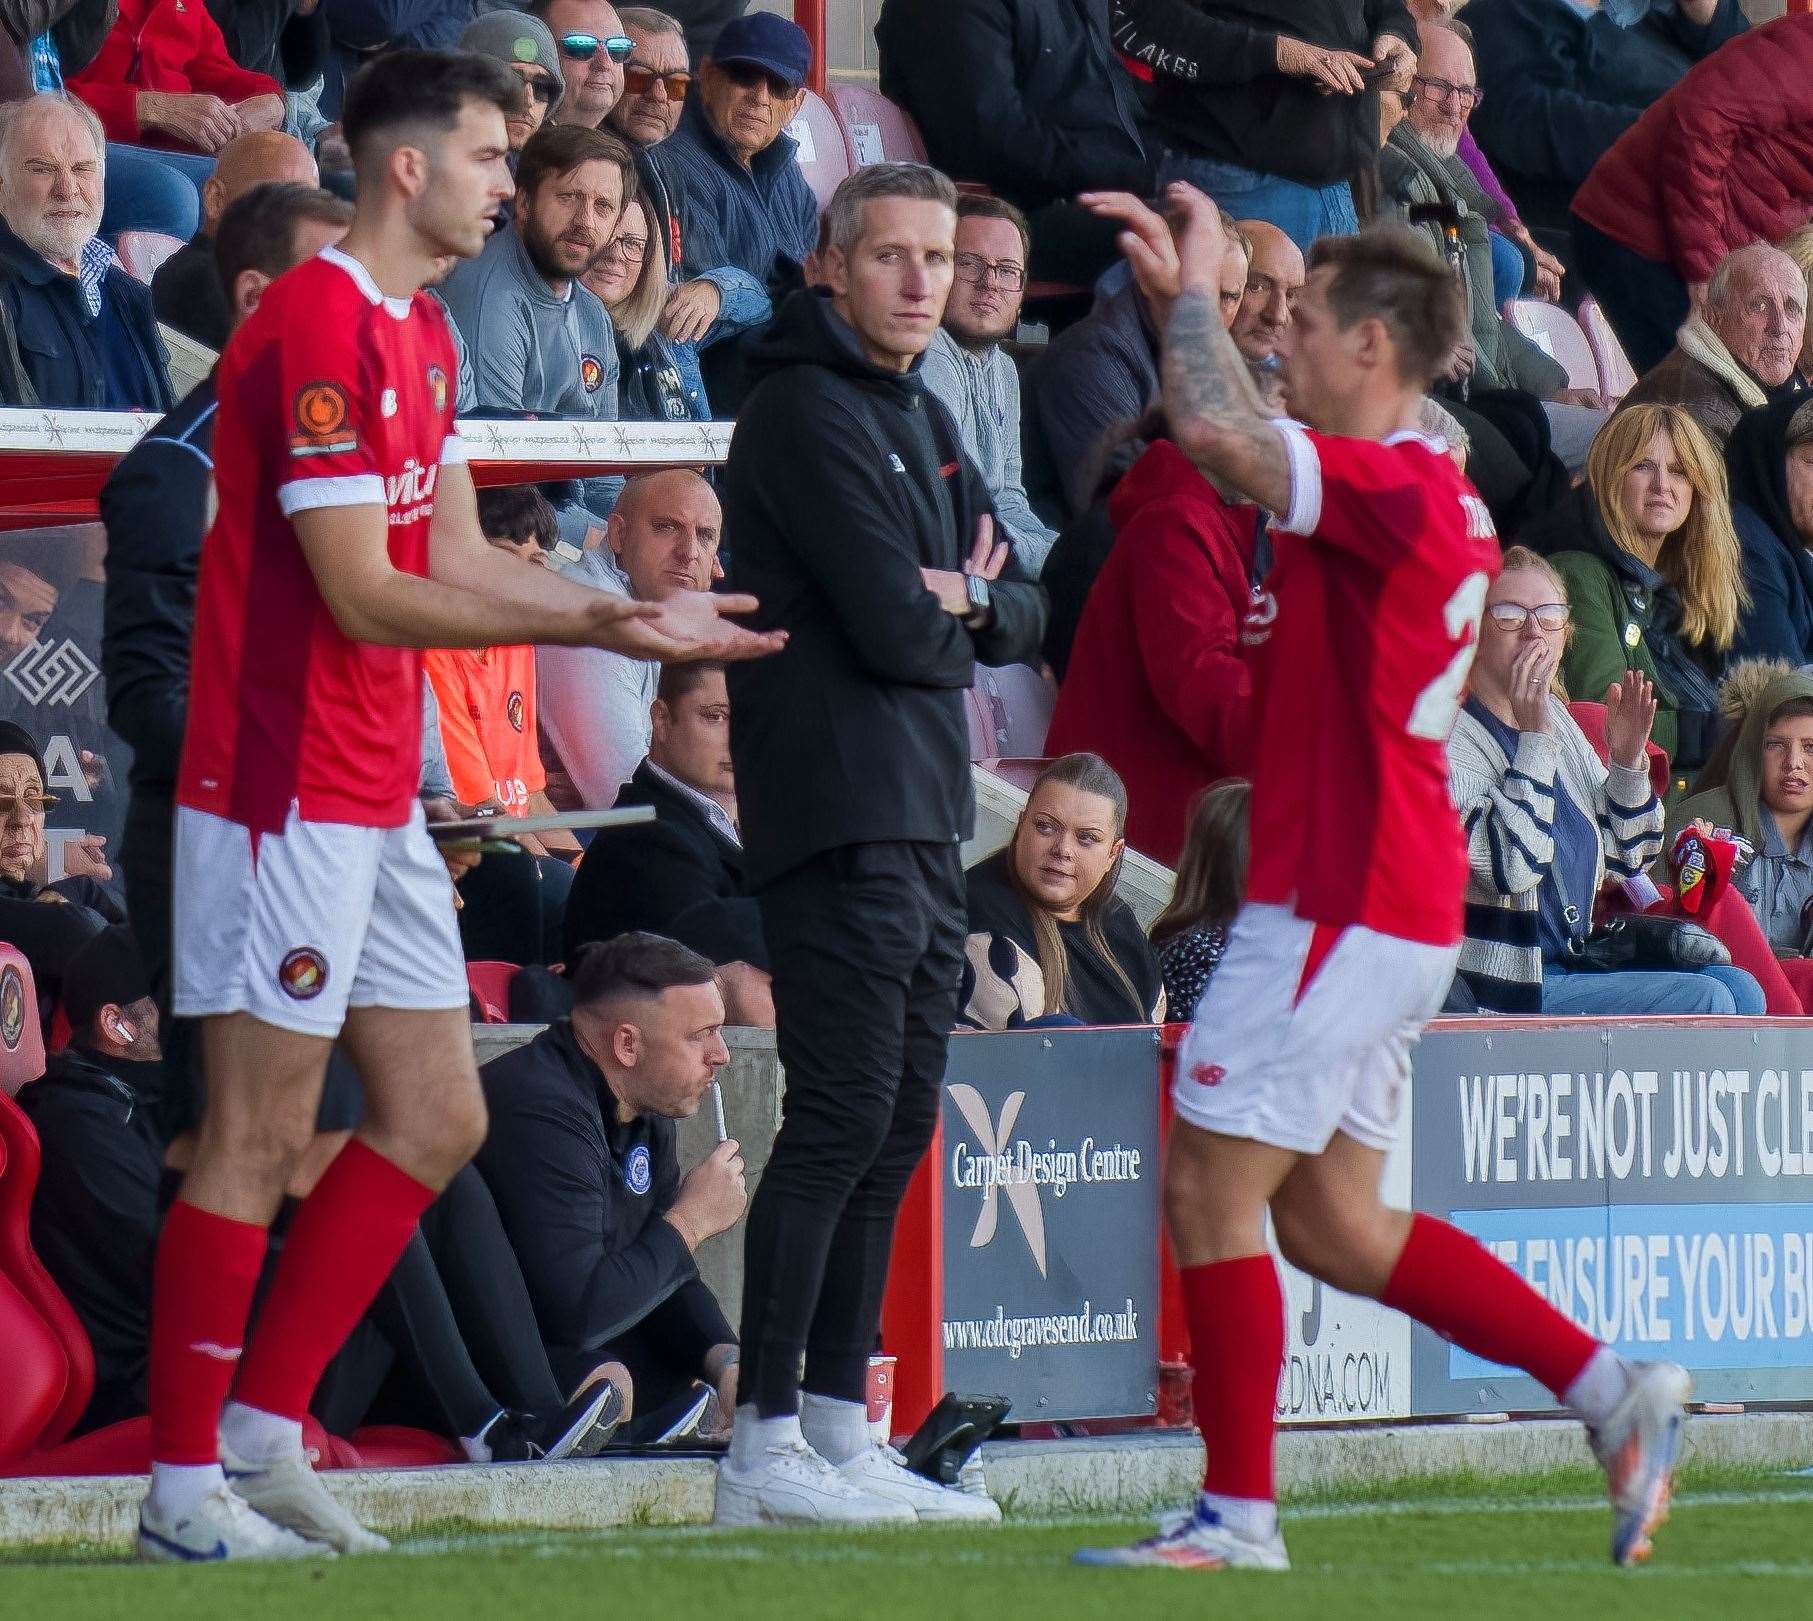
[439,121,634,418]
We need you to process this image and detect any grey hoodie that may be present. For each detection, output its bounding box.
[437,224,619,419]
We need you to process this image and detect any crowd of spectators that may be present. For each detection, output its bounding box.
[5,0,1813,1476]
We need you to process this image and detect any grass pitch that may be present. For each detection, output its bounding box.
[6,1464,1810,1620]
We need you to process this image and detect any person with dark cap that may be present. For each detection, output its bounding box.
[20,924,170,1433]
[651,9,818,409]
[0,718,117,1027]
[461,9,567,153]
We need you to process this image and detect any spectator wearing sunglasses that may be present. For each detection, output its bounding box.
[918,195,1057,574]
[462,10,568,152]
[533,0,633,128]
[654,10,817,411]
[607,8,694,291]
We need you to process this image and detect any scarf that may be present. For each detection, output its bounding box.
[1677,316,1770,413]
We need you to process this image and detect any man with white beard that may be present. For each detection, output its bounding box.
[1379,20,1605,469]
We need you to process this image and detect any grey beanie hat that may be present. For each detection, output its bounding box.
[460,10,565,116]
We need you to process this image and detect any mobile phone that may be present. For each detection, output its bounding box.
[1360,60,1399,85]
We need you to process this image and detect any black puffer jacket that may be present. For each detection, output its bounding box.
[0,0,116,95]
[723,289,1047,889]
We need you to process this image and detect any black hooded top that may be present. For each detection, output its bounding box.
[1725,397,1813,668]
[722,289,1047,890]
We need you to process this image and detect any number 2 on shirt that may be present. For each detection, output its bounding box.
[1407,571,1490,742]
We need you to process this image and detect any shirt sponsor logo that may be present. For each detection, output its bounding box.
[1190,1062,1227,1088]
[387,458,440,526]
[625,1143,652,1194]
[291,380,356,457]
[278,946,329,1001]
[580,354,605,393]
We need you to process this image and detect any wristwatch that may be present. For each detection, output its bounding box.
[962,572,993,629]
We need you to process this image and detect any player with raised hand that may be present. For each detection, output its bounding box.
[1071,185,1690,1575]
[136,49,782,1566]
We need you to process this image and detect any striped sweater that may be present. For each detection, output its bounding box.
[1447,697,1664,1012]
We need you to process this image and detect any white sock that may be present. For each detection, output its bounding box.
[147,1461,226,1522]
[219,1401,305,1466]
[726,1403,802,1471]
[1197,1491,1278,1542]
[800,1392,871,1467]
[1564,1345,1628,1428]
[460,1408,508,1464]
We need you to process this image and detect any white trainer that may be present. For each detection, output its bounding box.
[838,1444,1003,1523]
[712,1437,917,1528]
[137,1483,333,1563]
[1587,1358,1693,1566]
[221,1443,390,1555]
[1075,1503,1291,1571]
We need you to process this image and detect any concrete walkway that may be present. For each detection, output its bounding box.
[4,1412,1808,1552]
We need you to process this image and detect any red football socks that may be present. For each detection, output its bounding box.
[232,1139,435,1422]
[1181,1254,1285,1501]
[148,1200,270,1466]
[1382,1212,1597,1396]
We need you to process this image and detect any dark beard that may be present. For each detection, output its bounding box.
[523,220,578,284]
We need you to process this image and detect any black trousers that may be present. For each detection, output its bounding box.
[737,840,965,1415]
[1570,212,1690,378]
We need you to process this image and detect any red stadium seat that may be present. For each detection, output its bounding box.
[0,945,46,1097]
[969,663,1058,761]
[826,84,928,169]
[784,91,853,211]
[467,960,520,1024]
[974,757,1049,794]
[1578,297,1640,402]
[1505,300,1601,394]
[115,230,185,284]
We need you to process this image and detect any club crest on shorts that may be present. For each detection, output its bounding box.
[580,354,605,393]
[0,964,23,1051]
[624,1144,652,1194]
[427,364,448,415]
[1190,1062,1226,1088]
[278,946,329,1001]
[507,690,525,732]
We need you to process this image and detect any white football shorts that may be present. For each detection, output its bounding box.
[1171,900,1459,1154]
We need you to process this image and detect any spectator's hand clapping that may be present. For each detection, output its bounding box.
[137,91,240,153]
[922,513,1008,615]
[1604,670,1659,771]
[1508,641,1557,735]
[1276,36,1373,95]
[661,280,724,345]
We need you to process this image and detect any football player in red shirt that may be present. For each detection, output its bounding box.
[138,50,780,1564]
[1073,187,1689,1574]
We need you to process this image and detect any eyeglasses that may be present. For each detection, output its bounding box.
[600,231,648,264]
[0,792,56,819]
[559,32,633,62]
[1486,602,1569,633]
[1413,75,1484,111]
[718,59,799,98]
[624,64,692,99]
[954,252,1026,291]
[521,74,559,104]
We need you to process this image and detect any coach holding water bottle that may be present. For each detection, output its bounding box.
[716,162,1045,1527]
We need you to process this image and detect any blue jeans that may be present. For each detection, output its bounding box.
[1541,962,1766,1016]
[1156,151,1357,256]
[101,144,216,241]
[1488,227,1525,302]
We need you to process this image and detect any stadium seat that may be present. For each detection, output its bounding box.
[0,945,46,1097]
[826,84,927,169]
[1505,301,1600,394]
[114,230,184,284]
[467,960,521,1024]
[974,757,1049,794]
[1577,297,1640,402]
[969,663,1058,760]
[784,91,853,211]
[1567,700,1672,802]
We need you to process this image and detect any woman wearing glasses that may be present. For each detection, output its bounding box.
[1449,549,1761,1015]
[582,193,710,420]
[1525,405,1747,776]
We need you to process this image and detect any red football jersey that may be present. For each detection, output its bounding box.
[178,246,463,833]
[1241,425,1501,946]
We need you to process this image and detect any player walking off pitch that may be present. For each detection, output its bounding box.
[1071,185,1690,1574]
[137,49,780,1564]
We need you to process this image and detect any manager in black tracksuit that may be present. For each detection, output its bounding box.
[721,165,1045,1476]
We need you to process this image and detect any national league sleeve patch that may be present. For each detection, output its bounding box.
[291,379,358,458]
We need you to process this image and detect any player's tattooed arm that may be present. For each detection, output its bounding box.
[1163,288,1293,515]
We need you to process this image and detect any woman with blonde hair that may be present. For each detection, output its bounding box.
[959,754,1164,1030]
[582,196,710,422]
[1527,403,1748,772]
